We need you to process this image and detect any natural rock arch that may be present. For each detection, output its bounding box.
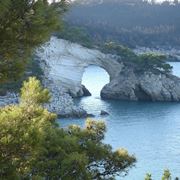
[81,65,110,96]
[37,37,180,102]
[37,36,123,97]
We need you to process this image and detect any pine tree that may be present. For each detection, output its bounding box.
[0,0,66,83]
[145,173,153,180]
[162,169,171,180]
[0,77,136,179]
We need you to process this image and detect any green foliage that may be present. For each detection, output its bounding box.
[0,77,136,179]
[54,18,172,75]
[20,77,50,105]
[103,41,138,62]
[67,0,180,47]
[145,173,153,180]
[54,22,172,74]
[162,169,171,180]
[145,169,180,180]
[0,55,44,94]
[0,0,66,83]
[137,53,172,73]
[0,77,56,179]
[101,42,171,73]
[56,23,93,48]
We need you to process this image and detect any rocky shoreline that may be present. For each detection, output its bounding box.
[44,83,88,118]
[1,38,180,117]
[0,88,89,118]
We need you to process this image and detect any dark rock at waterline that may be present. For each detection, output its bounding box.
[57,112,96,119]
[70,85,91,97]
[82,85,91,96]
[57,113,87,119]
[87,113,96,118]
[100,110,109,116]
[57,109,96,119]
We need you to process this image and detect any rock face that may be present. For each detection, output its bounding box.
[36,36,180,102]
[36,36,123,97]
[44,83,87,118]
[36,36,121,117]
[81,85,91,96]
[101,67,180,101]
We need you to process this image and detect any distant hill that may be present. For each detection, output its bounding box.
[65,0,180,48]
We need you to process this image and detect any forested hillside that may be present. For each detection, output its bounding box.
[65,0,180,47]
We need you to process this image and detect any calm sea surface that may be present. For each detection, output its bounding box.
[58,62,180,179]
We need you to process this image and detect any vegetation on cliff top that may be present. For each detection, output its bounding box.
[58,24,172,74]
[104,42,172,73]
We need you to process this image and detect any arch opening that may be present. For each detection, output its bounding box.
[82,65,110,97]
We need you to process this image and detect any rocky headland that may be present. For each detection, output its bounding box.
[101,67,180,101]
[1,37,180,117]
[37,36,180,103]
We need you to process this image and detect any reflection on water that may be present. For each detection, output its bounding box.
[58,63,180,179]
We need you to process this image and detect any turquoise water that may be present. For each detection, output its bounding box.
[58,63,180,179]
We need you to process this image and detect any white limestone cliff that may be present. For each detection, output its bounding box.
[1,36,180,118]
[37,36,180,103]
[36,36,123,97]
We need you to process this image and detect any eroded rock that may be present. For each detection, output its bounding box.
[100,110,109,116]
[82,85,91,96]
[101,67,180,101]
[36,37,180,102]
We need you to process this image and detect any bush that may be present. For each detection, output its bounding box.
[137,53,172,73]
[101,42,172,73]
[145,169,180,180]
[102,41,138,62]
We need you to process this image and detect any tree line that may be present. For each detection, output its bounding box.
[66,0,180,47]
